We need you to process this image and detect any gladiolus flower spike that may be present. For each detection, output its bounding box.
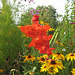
[20,15,55,56]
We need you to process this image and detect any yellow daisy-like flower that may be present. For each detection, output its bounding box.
[65,53,75,61]
[37,55,48,63]
[22,34,26,37]
[44,23,49,25]
[55,41,64,46]
[52,53,65,60]
[47,59,65,71]
[22,55,35,62]
[71,43,75,46]
[55,41,60,44]
[17,26,22,28]
[48,68,58,74]
[40,21,49,25]
[40,21,44,25]
[0,69,4,72]
[60,42,64,46]
[48,28,54,31]
[22,34,29,38]
[40,64,49,72]
[25,44,28,47]
[71,68,75,75]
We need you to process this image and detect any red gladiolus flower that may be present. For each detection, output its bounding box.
[29,36,50,48]
[20,25,32,34]
[28,35,53,53]
[28,35,55,55]
[31,15,39,23]
[46,48,55,56]
[20,23,51,39]
[42,35,52,40]
[20,15,55,56]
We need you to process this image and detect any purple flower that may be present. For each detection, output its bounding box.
[29,0,34,3]
[30,10,33,14]
[31,12,34,15]
[30,10,35,15]
[32,9,36,11]
[35,13,39,15]
[46,9,48,11]
[70,22,75,24]
[36,10,40,12]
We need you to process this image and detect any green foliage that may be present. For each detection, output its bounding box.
[70,0,75,22]
[0,0,22,73]
[36,5,58,28]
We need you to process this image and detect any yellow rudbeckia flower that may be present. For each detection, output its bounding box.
[40,21,49,25]
[40,59,65,74]
[71,68,75,75]
[40,64,49,72]
[55,41,64,46]
[17,26,22,28]
[47,59,65,71]
[22,55,35,62]
[25,44,28,47]
[22,34,29,38]
[52,53,65,60]
[44,23,49,25]
[71,43,75,46]
[40,21,44,25]
[55,41,60,44]
[37,55,48,63]
[48,68,58,74]
[48,28,54,31]
[0,69,4,72]
[65,53,75,61]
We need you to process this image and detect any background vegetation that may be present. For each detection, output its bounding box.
[0,0,75,75]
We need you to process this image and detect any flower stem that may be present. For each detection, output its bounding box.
[72,61,73,68]
[44,72,45,75]
[47,72,49,75]
[13,71,14,75]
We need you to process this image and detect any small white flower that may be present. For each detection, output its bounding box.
[0,11,1,13]
[64,32,66,34]
[62,48,66,51]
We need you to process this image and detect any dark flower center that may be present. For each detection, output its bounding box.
[49,31,54,34]
[28,55,31,58]
[41,58,45,61]
[58,41,60,42]
[46,58,49,60]
[70,54,74,56]
[44,66,46,68]
[51,60,56,64]
[57,53,60,55]
[51,70,52,72]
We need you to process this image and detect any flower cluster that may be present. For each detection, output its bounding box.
[20,15,55,56]
[38,54,65,74]
[30,9,40,15]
